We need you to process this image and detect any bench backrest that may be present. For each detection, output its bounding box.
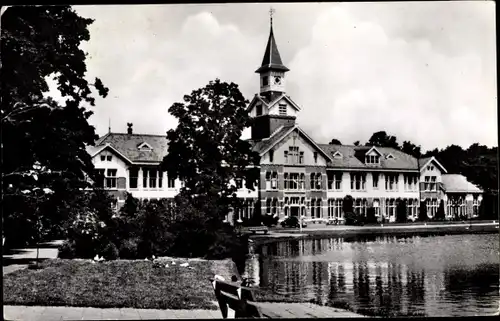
[210,276,262,319]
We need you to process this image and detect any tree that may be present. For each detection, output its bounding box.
[435,200,445,221]
[342,195,354,214]
[2,6,109,246]
[160,79,259,256]
[418,201,428,222]
[329,138,342,145]
[162,79,259,218]
[395,198,407,223]
[401,141,422,159]
[353,141,360,146]
[366,207,377,224]
[366,131,399,149]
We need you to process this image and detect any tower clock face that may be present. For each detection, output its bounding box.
[274,76,282,85]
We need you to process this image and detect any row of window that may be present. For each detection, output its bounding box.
[269,146,320,165]
[263,197,423,219]
[264,171,420,192]
[95,168,176,189]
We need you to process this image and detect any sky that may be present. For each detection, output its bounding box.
[56,2,497,152]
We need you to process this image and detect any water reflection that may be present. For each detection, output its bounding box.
[244,234,499,317]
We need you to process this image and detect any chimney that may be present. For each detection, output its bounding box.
[127,123,133,135]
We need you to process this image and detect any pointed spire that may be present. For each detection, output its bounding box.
[255,8,289,74]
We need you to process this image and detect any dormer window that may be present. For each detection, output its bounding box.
[138,142,153,151]
[386,154,395,160]
[366,155,379,164]
[256,104,263,116]
[332,151,342,159]
[279,104,287,116]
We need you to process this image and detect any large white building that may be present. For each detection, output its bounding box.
[87,18,482,223]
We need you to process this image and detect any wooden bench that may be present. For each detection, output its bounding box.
[248,226,269,234]
[210,276,263,318]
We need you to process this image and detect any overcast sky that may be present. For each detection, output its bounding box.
[66,2,496,152]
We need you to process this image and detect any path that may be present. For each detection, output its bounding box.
[3,305,222,320]
[3,240,63,275]
[3,302,364,320]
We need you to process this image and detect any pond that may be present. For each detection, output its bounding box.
[243,233,499,317]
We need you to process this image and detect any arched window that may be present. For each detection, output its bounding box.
[270,172,277,190]
[300,173,305,190]
[272,198,278,215]
[310,173,315,189]
[265,172,271,190]
[266,198,271,215]
[316,199,322,218]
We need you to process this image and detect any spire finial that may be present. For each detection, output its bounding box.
[108,118,111,133]
[269,7,275,26]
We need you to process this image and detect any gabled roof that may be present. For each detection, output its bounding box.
[250,125,332,161]
[365,146,383,156]
[319,144,419,170]
[418,156,448,173]
[246,93,301,113]
[89,133,168,164]
[255,22,289,73]
[441,174,482,193]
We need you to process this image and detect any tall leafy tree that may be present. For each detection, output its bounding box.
[1,6,109,246]
[401,140,422,159]
[329,138,342,145]
[366,131,399,149]
[161,79,260,224]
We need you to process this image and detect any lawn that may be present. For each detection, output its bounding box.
[3,258,238,310]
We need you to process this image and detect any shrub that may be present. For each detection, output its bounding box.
[101,242,119,260]
[344,212,364,226]
[396,199,407,223]
[435,200,445,221]
[261,214,279,227]
[119,238,139,259]
[342,195,354,214]
[366,207,377,224]
[58,240,76,259]
[418,201,428,221]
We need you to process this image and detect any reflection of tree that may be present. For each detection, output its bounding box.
[406,269,426,315]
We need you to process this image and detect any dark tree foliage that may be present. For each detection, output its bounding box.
[342,195,354,214]
[329,138,342,145]
[418,201,428,222]
[366,207,377,224]
[395,198,407,223]
[435,200,446,221]
[2,6,109,246]
[353,141,360,146]
[161,79,259,221]
[401,140,422,158]
[366,131,399,149]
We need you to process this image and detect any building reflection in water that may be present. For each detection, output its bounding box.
[245,234,499,316]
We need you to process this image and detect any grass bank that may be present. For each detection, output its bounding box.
[3,258,239,310]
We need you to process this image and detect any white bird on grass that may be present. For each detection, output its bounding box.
[180,262,189,267]
[172,261,176,265]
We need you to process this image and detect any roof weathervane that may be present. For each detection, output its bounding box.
[269,7,275,25]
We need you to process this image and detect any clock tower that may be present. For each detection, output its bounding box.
[255,10,290,102]
[248,10,300,141]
